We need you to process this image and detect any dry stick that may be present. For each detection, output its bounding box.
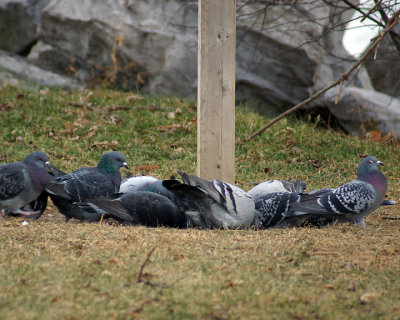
[243,9,400,142]
[343,0,400,54]
[360,0,383,22]
[137,247,156,283]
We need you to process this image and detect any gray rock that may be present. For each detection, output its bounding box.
[0,50,83,89]
[29,0,198,94]
[0,0,50,54]
[365,24,400,99]
[28,1,355,110]
[320,86,400,137]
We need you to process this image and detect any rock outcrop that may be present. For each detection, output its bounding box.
[365,24,400,99]
[0,0,50,54]
[0,50,82,89]
[320,87,400,137]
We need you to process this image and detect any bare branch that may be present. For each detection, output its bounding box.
[373,0,400,54]
[361,0,384,22]
[242,9,400,142]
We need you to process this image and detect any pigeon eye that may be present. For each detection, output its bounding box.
[368,160,373,164]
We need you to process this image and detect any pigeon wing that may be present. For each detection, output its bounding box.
[319,181,376,214]
[63,171,117,201]
[286,181,376,216]
[255,192,300,228]
[76,196,134,222]
[0,163,26,200]
[178,170,226,206]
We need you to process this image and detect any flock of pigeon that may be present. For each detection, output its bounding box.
[0,150,394,229]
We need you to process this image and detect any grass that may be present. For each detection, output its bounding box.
[0,84,400,319]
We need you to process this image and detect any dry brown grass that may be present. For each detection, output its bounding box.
[1,203,400,319]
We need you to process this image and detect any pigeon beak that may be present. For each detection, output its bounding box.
[377,160,384,166]
[122,162,129,169]
[45,162,55,175]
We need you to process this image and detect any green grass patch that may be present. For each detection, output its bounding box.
[0,85,400,319]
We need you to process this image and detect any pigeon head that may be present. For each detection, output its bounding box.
[23,151,51,169]
[97,151,128,176]
[358,156,383,175]
[357,155,386,191]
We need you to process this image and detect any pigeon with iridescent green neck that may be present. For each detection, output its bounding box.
[0,151,52,220]
[283,156,388,226]
[46,151,129,222]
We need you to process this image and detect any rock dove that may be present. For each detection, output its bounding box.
[162,171,255,229]
[120,176,158,193]
[283,156,388,226]
[75,191,189,228]
[120,176,175,201]
[46,151,128,222]
[248,179,306,201]
[0,151,52,220]
[255,187,396,229]
[4,163,66,220]
[298,189,396,227]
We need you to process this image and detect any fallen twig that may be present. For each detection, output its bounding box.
[137,247,156,284]
[242,9,400,142]
[67,101,94,111]
[105,105,131,113]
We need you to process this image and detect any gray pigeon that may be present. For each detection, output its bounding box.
[120,176,158,193]
[248,179,306,202]
[74,174,188,227]
[46,151,128,222]
[162,171,255,229]
[120,176,176,201]
[255,188,396,229]
[283,156,388,226]
[4,163,66,220]
[75,191,189,228]
[0,151,52,220]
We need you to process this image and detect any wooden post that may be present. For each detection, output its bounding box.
[197,0,236,183]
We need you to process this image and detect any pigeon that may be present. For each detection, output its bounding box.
[120,176,175,201]
[299,189,396,227]
[46,151,128,222]
[4,163,66,220]
[248,179,306,202]
[253,185,341,229]
[255,186,396,229]
[120,175,158,193]
[75,191,189,228]
[0,151,52,220]
[283,156,388,226]
[162,171,255,229]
